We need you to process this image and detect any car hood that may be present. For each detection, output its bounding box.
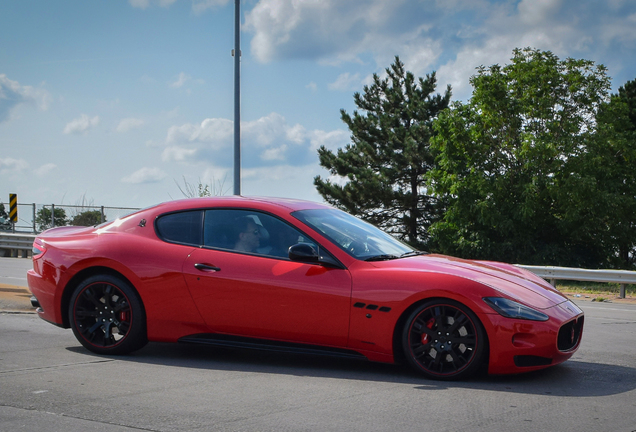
[371,254,567,309]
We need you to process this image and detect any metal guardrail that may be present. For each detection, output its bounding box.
[517,265,636,298]
[0,233,36,258]
[2,233,634,298]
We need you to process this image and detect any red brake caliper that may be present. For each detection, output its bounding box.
[120,311,129,322]
[421,318,435,344]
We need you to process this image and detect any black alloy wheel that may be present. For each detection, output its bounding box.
[402,299,486,380]
[69,274,147,355]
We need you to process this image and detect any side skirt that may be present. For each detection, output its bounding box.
[178,334,368,360]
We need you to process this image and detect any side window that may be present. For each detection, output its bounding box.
[203,209,315,259]
[155,210,203,246]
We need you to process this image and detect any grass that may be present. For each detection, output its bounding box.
[555,280,635,299]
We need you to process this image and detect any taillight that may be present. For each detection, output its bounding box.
[32,239,46,258]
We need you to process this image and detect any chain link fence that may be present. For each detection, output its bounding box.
[0,202,142,234]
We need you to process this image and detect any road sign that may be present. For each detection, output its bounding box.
[9,194,17,223]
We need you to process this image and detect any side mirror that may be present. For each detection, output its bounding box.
[288,243,320,263]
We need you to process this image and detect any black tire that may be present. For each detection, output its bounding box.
[402,299,487,380]
[69,274,147,355]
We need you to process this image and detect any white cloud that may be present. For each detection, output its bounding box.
[166,117,233,146]
[162,146,198,162]
[121,167,167,184]
[433,1,601,100]
[328,72,361,91]
[518,0,563,25]
[436,40,513,101]
[162,112,349,169]
[306,82,318,91]
[34,163,57,177]
[242,0,636,105]
[243,112,290,146]
[245,0,411,64]
[0,158,29,173]
[307,129,350,152]
[285,123,306,144]
[63,114,100,135]
[116,117,145,133]
[170,72,190,88]
[261,144,288,161]
[0,74,51,123]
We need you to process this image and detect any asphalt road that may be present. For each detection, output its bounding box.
[1,258,636,431]
[0,255,30,286]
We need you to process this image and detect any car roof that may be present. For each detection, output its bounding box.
[151,196,331,214]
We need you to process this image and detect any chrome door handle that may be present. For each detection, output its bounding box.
[194,263,221,272]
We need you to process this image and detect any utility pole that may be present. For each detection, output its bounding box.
[233,0,241,195]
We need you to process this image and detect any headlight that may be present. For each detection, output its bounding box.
[483,297,549,321]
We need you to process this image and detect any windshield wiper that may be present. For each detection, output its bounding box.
[364,254,399,262]
[400,251,428,258]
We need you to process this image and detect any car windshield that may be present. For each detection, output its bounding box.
[292,208,419,260]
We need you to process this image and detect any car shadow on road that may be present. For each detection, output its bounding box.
[66,342,636,398]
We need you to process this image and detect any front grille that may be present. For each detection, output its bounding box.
[557,316,584,351]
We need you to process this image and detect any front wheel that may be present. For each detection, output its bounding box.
[402,299,487,380]
[69,274,147,355]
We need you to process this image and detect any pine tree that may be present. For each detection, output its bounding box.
[314,57,451,249]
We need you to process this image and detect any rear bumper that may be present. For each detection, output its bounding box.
[27,269,64,326]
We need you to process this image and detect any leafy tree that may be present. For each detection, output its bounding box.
[0,203,7,218]
[578,79,636,268]
[70,210,104,226]
[618,78,636,131]
[35,207,67,232]
[314,56,451,248]
[429,48,613,267]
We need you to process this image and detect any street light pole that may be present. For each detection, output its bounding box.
[233,0,241,196]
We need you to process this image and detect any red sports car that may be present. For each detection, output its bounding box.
[27,196,583,380]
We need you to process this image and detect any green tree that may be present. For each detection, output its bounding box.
[577,79,636,268]
[429,48,612,267]
[36,207,67,232]
[70,210,104,226]
[0,203,7,218]
[314,56,451,248]
[618,78,636,130]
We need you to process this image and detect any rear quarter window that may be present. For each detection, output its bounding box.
[155,210,203,246]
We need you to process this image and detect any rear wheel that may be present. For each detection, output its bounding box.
[69,274,147,355]
[402,299,486,380]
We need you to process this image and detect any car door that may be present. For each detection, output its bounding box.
[181,209,352,347]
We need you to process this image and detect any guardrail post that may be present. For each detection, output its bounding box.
[620,284,626,299]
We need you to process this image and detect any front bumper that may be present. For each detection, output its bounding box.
[483,300,584,374]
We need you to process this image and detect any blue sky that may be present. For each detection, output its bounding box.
[1,0,635,208]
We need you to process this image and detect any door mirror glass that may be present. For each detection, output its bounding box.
[288,243,320,263]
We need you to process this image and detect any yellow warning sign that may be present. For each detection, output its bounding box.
[9,194,17,223]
